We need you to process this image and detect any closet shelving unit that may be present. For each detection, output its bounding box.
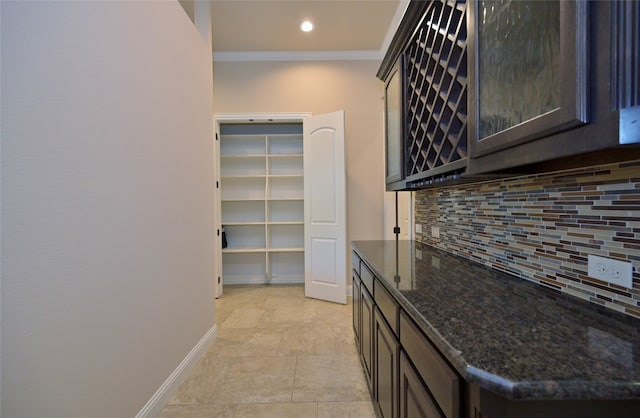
[220,128,304,284]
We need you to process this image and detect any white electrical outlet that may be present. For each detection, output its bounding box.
[415,224,422,234]
[587,255,633,288]
[431,226,440,238]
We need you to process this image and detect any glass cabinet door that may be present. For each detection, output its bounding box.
[468,0,588,157]
[385,59,404,186]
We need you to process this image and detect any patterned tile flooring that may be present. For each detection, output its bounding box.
[158,285,378,418]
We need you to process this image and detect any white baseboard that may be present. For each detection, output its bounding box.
[135,323,218,418]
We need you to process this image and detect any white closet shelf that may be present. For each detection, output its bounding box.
[266,197,304,201]
[221,154,266,158]
[268,153,303,157]
[222,175,266,179]
[222,247,266,254]
[268,174,303,178]
[222,198,267,202]
[268,247,304,253]
[267,221,303,225]
[223,221,266,226]
[223,275,271,285]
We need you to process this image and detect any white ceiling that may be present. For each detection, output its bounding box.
[209,0,404,61]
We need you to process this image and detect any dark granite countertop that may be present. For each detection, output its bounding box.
[352,240,640,401]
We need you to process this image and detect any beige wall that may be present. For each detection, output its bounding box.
[213,60,386,248]
[1,1,215,416]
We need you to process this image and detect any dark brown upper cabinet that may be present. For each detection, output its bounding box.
[467,0,588,158]
[379,0,469,191]
[467,0,640,174]
[378,0,640,190]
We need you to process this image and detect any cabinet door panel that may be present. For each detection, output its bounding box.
[400,311,460,418]
[376,307,399,418]
[360,262,375,294]
[468,0,588,157]
[361,286,374,392]
[352,272,361,347]
[352,252,361,276]
[400,351,443,418]
[375,278,399,336]
[385,58,404,186]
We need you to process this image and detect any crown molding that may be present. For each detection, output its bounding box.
[213,49,384,62]
[380,0,411,55]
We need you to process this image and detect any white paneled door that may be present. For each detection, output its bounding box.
[303,111,347,304]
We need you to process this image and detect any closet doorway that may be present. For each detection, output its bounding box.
[214,112,347,304]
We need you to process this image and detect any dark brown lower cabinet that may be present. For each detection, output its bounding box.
[400,311,460,418]
[352,248,640,418]
[361,284,374,392]
[375,307,399,418]
[399,351,444,418]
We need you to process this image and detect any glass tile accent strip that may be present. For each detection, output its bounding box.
[405,0,468,177]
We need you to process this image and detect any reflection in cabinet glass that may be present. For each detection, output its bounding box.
[477,1,560,139]
[469,0,588,157]
[220,123,305,284]
[385,58,404,186]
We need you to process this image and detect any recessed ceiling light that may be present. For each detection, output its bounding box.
[300,20,313,32]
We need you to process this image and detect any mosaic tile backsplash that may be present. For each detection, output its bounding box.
[414,160,640,319]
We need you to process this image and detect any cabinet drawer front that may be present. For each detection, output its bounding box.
[360,262,375,294]
[400,311,460,418]
[352,251,361,276]
[375,279,399,336]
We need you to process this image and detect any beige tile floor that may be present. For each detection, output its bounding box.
[158,285,379,418]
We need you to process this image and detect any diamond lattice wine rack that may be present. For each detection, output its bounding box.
[404,0,468,184]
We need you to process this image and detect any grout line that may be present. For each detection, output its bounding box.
[159,286,374,416]
[291,355,299,403]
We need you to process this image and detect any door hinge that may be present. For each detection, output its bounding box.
[216,181,219,188]
[218,276,221,284]
[217,229,220,236]
[215,133,219,140]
